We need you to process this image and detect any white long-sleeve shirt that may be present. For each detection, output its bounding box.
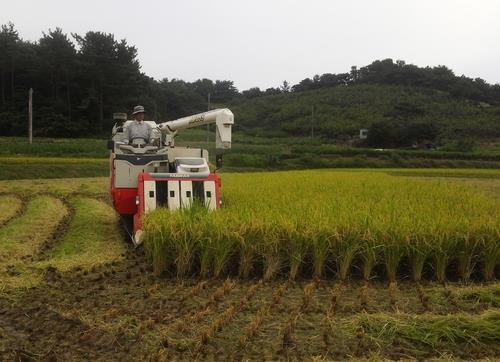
[124,121,153,144]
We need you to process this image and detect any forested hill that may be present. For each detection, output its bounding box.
[1,23,499,148]
[230,84,500,148]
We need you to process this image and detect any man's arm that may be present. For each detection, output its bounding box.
[148,124,158,145]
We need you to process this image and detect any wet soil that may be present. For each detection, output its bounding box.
[0,246,498,361]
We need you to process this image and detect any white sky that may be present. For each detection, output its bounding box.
[2,0,500,91]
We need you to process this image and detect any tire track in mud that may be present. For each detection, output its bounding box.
[34,195,75,261]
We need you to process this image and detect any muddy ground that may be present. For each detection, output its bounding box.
[1,245,498,361]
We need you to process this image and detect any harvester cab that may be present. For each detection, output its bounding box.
[108,108,234,245]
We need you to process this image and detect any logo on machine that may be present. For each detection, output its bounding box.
[188,114,205,125]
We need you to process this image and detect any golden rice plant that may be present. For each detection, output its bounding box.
[407,234,430,282]
[360,230,380,281]
[142,170,500,281]
[481,229,500,281]
[332,227,361,281]
[311,224,332,278]
[283,220,309,280]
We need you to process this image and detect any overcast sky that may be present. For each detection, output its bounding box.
[2,0,499,90]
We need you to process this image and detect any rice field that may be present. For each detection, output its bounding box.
[143,170,500,282]
[0,169,499,360]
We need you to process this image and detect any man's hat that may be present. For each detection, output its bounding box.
[132,105,145,115]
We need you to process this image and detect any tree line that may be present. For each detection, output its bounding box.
[1,23,499,139]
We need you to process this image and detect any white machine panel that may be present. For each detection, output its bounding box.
[203,181,217,210]
[180,181,193,208]
[143,180,156,212]
[168,181,180,210]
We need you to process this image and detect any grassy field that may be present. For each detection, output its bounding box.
[0,169,498,360]
[1,134,499,181]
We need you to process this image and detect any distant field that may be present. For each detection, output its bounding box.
[1,135,499,179]
[0,171,498,360]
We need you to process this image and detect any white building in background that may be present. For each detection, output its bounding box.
[359,128,369,140]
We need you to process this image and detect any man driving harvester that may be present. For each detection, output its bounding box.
[124,105,156,145]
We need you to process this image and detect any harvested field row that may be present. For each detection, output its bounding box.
[144,170,500,281]
[0,177,107,198]
[0,194,125,289]
[0,195,23,226]
[2,253,497,361]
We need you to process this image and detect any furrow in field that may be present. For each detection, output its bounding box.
[43,197,126,271]
[0,194,24,227]
[0,195,68,288]
[35,197,74,259]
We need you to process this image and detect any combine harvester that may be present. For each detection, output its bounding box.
[108,109,234,245]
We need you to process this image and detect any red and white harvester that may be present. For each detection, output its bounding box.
[108,109,234,245]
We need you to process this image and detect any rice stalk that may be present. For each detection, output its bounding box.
[333,228,361,281]
[481,231,500,281]
[456,232,480,283]
[408,234,430,282]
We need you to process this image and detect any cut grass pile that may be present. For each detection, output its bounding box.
[356,310,500,356]
[144,170,500,281]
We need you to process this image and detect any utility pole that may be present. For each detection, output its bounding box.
[28,88,33,144]
[206,92,211,144]
[311,105,314,138]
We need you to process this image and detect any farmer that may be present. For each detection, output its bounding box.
[124,105,155,145]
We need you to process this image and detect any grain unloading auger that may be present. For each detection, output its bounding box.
[108,108,234,245]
